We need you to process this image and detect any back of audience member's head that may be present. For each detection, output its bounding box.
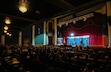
[106,64,111,72]
[83,63,94,72]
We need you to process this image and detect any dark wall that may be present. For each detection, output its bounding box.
[108,16,111,26]
[22,24,32,45]
[35,19,44,45]
[35,20,44,35]
[22,19,44,45]
[5,32,19,45]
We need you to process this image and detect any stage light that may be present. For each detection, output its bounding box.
[18,0,29,13]
[70,33,74,36]
[57,13,94,27]
[65,22,68,26]
[73,20,76,24]
[83,16,87,21]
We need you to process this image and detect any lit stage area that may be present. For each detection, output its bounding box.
[29,13,108,49]
[57,13,107,48]
[58,35,89,47]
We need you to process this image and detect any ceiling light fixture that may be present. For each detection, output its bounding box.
[5,17,11,24]
[18,0,29,13]
[36,10,40,14]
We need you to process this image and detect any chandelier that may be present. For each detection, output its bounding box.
[18,0,29,13]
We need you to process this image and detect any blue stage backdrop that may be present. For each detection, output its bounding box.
[57,35,89,47]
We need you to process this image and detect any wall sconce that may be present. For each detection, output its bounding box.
[4,26,8,30]
[4,30,7,33]
[18,0,29,13]
[6,33,9,35]
[5,17,11,24]
[9,34,12,36]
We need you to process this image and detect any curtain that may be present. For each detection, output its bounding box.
[62,13,105,47]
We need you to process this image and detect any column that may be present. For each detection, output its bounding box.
[108,23,111,47]
[43,21,47,45]
[107,1,111,47]
[32,25,35,45]
[106,1,111,16]
[18,31,22,46]
[1,35,5,45]
[54,18,57,45]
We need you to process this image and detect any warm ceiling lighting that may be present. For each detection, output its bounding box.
[4,26,8,30]
[19,4,28,13]
[7,33,9,35]
[4,30,7,33]
[18,0,29,13]
[5,17,11,24]
[9,34,12,36]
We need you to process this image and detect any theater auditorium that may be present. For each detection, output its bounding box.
[0,0,111,72]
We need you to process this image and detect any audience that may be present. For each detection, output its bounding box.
[0,44,111,72]
[83,63,94,72]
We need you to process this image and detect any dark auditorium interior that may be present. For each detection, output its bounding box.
[0,0,111,72]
